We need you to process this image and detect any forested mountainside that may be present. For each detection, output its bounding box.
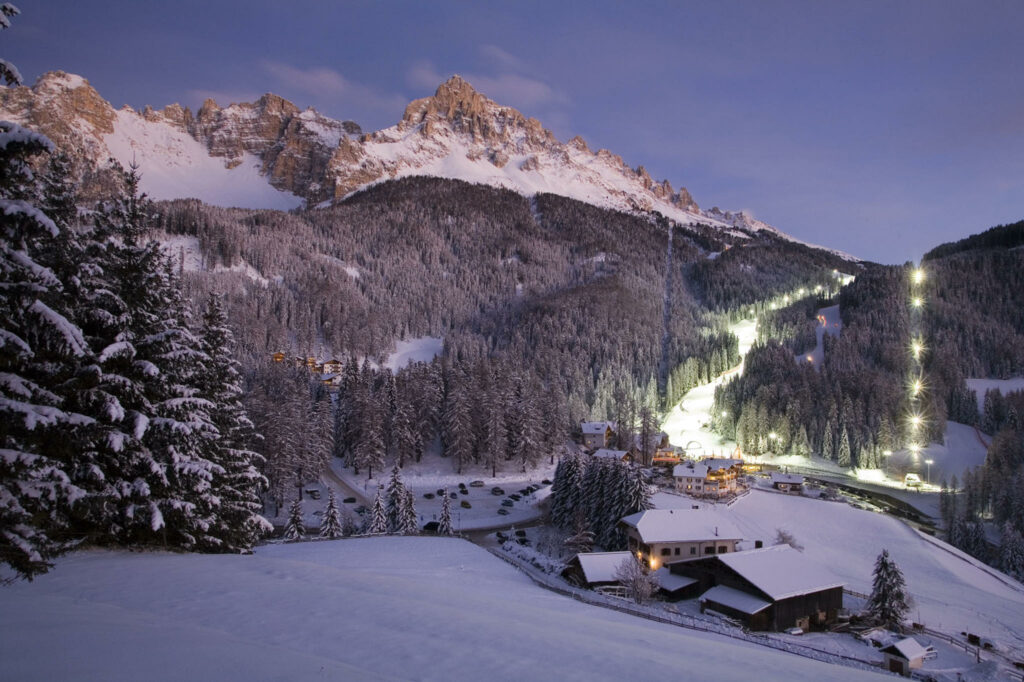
[155,176,853,418]
[712,220,1024,568]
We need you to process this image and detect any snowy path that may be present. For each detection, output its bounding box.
[661,317,757,456]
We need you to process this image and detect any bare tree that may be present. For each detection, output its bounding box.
[614,556,660,605]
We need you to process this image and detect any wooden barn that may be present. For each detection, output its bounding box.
[672,544,844,631]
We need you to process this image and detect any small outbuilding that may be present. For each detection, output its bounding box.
[880,637,929,677]
[769,472,804,493]
[561,551,633,589]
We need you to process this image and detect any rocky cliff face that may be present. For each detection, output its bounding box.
[1,71,712,225]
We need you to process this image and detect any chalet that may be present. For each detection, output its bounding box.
[561,551,633,589]
[322,359,345,375]
[880,637,930,677]
[620,508,742,570]
[319,372,342,387]
[592,448,632,463]
[631,431,671,466]
[672,544,844,631]
[581,421,616,450]
[673,458,744,497]
[271,351,286,363]
[770,472,804,493]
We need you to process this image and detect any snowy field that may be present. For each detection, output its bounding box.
[384,335,444,371]
[966,378,1024,413]
[654,490,1024,656]
[0,538,891,682]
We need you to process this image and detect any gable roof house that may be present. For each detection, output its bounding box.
[581,421,617,450]
[673,458,745,497]
[562,551,633,589]
[592,448,632,463]
[672,544,844,631]
[880,637,930,677]
[620,509,742,571]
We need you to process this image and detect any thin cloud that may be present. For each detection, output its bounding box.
[479,44,525,71]
[260,61,407,123]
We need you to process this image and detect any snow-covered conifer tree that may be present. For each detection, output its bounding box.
[366,486,387,535]
[283,498,305,542]
[0,115,85,580]
[385,464,406,533]
[998,522,1024,581]
[438,489,454,536]
[866,548,910,630]
[400,488,418,535]
[196,294,271,551]
[837,426,851,468]
[320,489,343,539]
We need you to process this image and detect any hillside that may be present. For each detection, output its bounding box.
[0,538,889,682]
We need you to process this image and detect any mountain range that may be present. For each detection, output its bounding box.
[0,70,828,252]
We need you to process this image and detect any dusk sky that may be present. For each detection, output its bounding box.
[6,1,1023,263]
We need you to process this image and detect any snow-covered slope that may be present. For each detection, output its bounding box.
[104,109,303,210]
[0,538,888,681]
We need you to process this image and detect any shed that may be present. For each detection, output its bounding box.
[880,637,928,677]
[561,551,632,588]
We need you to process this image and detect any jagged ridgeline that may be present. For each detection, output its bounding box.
[152,176,852,419]
[713,219,1024,470]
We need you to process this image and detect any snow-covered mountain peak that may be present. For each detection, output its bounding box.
[0,70,857,257]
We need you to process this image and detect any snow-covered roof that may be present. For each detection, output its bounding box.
[703,458,743,471]
[581,421,615,435]
[674,462,709,479]
[619,509,743,544]
[592,449,629,460]
[572,552,633,584]
[770,473,804,485]
[700,584,772,615]
[653,567,698,593]
[880,637,929,661]
[716,545,843,601]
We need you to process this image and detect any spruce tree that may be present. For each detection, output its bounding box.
[366,486,387,535]
[320,489,343,539]
[998,522,1024,581]
[400,488,418,535]
[196,294,271,551]
[0,117,84,580]
[866,549,910,630]
[284,498,305,542]
[385,464,405,533]
[837,426,851,468]
[438,489,454,536]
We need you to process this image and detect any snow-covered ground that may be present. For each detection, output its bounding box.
[329,458,554,532]
[105,108,303,210]
[661,317,757,456]
[654,489,1024,657]
[0,538,892,681]
[384,335,444,371]
[966,378,1024,413]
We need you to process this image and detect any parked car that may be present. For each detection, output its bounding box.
[343,497,356,504]
[469,480,485,487]
[501,500,514,507]
[491,487,505,496]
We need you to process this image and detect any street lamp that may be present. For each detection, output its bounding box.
[911,296,923,308]
[768,432,779,455]
[925,459,933,485]
[912,268,925,285]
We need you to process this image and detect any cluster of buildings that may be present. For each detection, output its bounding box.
[271,353,345,387]
[581,421,782,500]
[563,508,844,633]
